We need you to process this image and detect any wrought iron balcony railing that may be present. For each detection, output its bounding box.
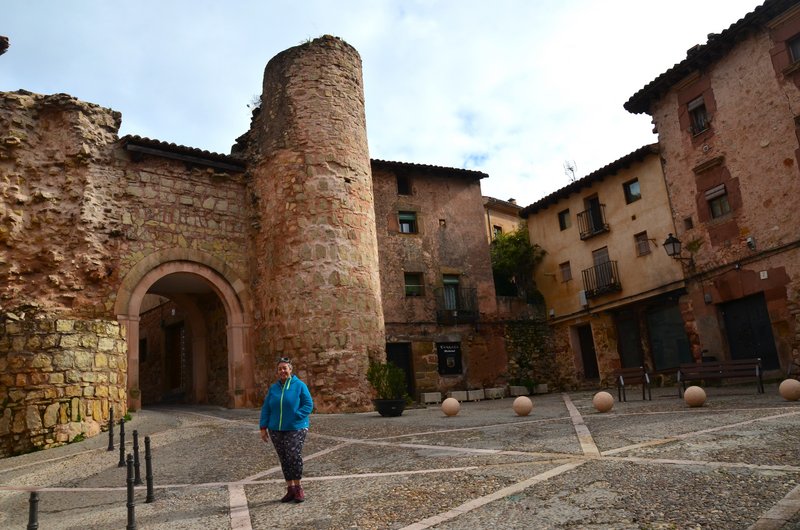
[577,204,610,240]
[581,261,621,298]
[434,287,478,324]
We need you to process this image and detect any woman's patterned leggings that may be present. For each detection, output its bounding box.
[269,428,308,481]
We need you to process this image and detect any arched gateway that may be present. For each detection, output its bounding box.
[115,249,258,410]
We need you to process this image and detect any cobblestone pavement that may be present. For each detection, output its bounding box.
[0,384,799,529]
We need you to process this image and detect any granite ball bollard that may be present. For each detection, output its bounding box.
[512,396,533,416]
[592,391,614,413]
[684,385,707,407]
[442,397,460,416]
[778,378,800,401]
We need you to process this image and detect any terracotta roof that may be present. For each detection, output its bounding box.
[371,159,488,180]
[483,196,522,214]
[519,144,659,218]
[119,135,246,172]
[625,0,796,114]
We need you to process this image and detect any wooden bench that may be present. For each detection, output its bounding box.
[614,366,652,402]
[677,358,764,397]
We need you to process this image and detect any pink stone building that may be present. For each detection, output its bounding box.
[625,0,800,374]
[0,36,512,455]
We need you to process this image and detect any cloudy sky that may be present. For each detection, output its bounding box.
[4,0,759,207]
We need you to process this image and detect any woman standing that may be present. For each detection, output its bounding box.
[260,357,314,503]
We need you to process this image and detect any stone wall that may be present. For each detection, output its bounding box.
[0,311,126,457]
[505,318,561,390]
[245,36,385,412]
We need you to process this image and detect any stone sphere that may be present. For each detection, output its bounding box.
[684,385,707,407]
[778,379,800,401]
[513,396,533,416]
[441,397,460,416]
[592,391,614,413]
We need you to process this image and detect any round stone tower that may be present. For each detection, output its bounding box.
[248,36,385,412]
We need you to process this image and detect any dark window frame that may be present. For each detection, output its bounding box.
[404,272,424,297]
[559,261,572,282]
[623,178,641,204]
[558,209,571,231]
[398,211,418,234]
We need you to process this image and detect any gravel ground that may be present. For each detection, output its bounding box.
[0,385,798,529]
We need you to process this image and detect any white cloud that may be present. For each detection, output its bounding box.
[3,0,761,206]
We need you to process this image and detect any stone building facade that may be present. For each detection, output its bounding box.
[372,161,506,395]
[625,0,800,374]
[0,36,512,455]
[520,145,688,387]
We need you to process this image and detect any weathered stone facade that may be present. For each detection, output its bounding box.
[625,0,800,373]
[1,35,517,454]
[0,312,126,457]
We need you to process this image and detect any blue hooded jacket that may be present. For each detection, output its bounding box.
[259,375,313,431]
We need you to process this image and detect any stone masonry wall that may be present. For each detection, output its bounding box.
[0,311,126,457]
[246,36,385,412]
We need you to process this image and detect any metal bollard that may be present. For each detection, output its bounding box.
[133,430,142,485]
[118,418,126,467]
[107,408,114,451]
[27,491,39,530]
[144,436,155,503]
[126,454,137,530]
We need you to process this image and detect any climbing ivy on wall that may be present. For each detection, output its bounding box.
[490,226,546,304]
[504,318,558,390]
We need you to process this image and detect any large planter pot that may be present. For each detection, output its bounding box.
[373,399,406,417]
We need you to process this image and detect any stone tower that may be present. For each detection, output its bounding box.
[247,36,385,412]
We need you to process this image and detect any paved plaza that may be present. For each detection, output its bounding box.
[0,384,799,529]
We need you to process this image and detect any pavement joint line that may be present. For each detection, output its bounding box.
[0,465,494,492]
[398,461,587,530]
[369,415,572,440]
[602,409,800,456]
[227,483,252,530]
[748,483,800,529]
[562,393,601,457]
[602,455,800,473]
[241,440,354,482]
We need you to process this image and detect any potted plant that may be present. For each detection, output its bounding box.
[367,360,408,417]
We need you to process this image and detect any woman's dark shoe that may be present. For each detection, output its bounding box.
[280,485,296,503]
[293,485,305,503]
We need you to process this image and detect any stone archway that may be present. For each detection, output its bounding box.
[115,250,257,410]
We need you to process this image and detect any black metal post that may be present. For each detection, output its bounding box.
[107,408,114,451]
[144,436,154,503]
[27,491,39,530]
[126,453,137,530]
[133,430,142,485]
[118,418,126,467]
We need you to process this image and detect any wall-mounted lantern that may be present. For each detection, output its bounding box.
[663,233,695,270]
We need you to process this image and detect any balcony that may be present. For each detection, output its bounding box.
[581,261,621,298]
[577,205,610,240]
[434,287,478,325]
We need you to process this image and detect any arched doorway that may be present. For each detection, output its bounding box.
[115,252,258,410]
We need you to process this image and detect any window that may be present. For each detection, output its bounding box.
[404,272,424,296]
[442,274,459,310]
[397,174,411,195]
[790,35,800,63]
[623,179,641,204]
[705,184,731,218]
[398,211,417,233]
[683,216,694,230]
[559,261,572,282]
[634,231,651,256]
[492,225,503,239]
[688,96,709,135]
[558,209,571,231]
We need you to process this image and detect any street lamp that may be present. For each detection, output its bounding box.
[663,233,682,258]
[663,233,694,269]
